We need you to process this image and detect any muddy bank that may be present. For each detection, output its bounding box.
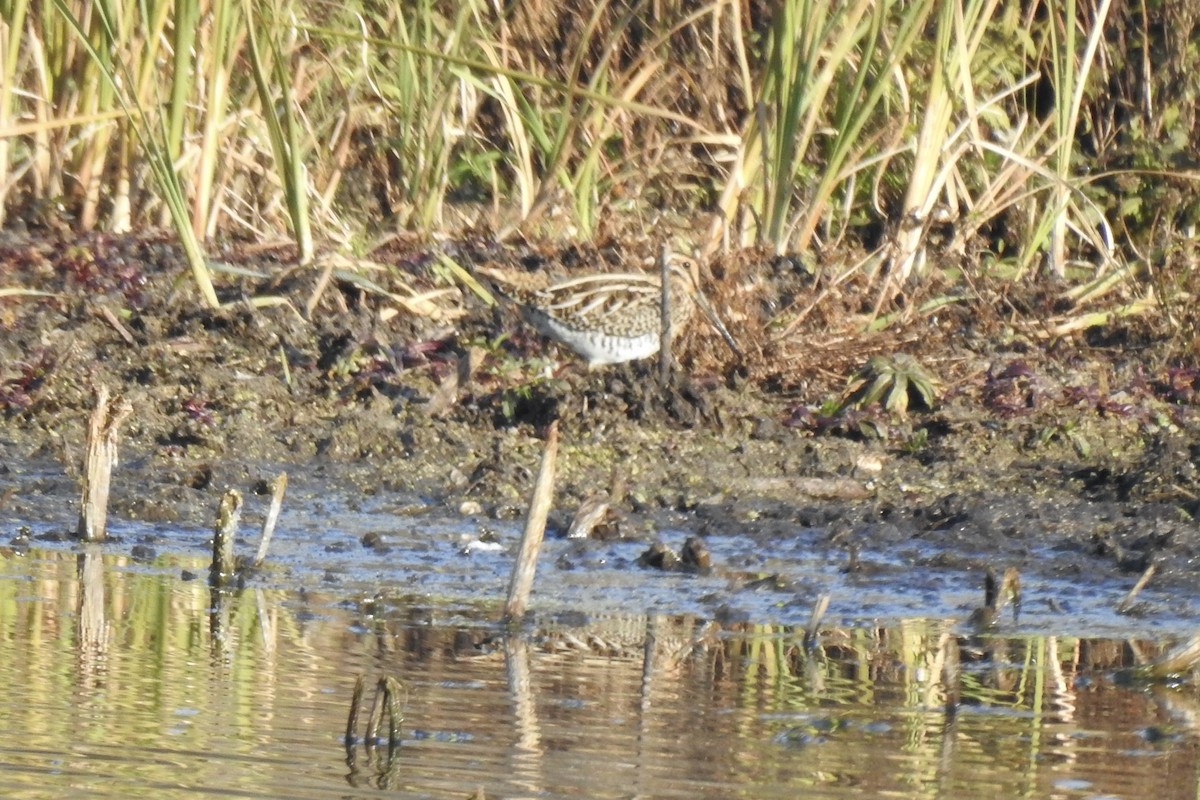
[1,231,1199,604]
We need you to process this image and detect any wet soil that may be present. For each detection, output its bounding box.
[2,230,1200,610]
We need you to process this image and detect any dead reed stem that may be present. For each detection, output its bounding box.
[1141,634,1200,678]
[803,594,830,649]
[77,385,133,541]
[1117,563,1156,614]
[503,421,559,622]
[253,472,288,568]
[210,489,243,588]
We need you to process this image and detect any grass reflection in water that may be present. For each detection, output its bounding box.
[0,546,1192,799]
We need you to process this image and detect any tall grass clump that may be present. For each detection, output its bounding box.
[0,0,1197,316]
[1036,0,1116,279]
[708,0,1137,301]
[243,0,312,264]
[0,0,33,228]
[489,0,661,239]
[363,0,491,232]
[712,0,929,257]
[467,0,699,239]
[50,0,220,307]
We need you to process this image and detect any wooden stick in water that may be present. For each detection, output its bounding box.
[1117,563,1156,614]
[803,593,830,649]
[503,422,559,622]
[210,489,243,588]
[76,385,133,541]
[253,472,288,568]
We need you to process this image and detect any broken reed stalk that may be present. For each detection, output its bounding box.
[658,243,674,388]
[76,385,133,541]
[503,421,559,622]
[1117,563,1156,614]
[803,593,831,649]
[252,472,288,568]
[210,489,243,588]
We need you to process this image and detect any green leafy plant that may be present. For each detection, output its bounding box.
[840,354,940,416]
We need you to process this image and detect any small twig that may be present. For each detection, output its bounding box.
[503,422,559,622]
[77,385,133,541]
[253,472,288,568]
[305,259,337,317]
[1117,563,1156,614]
[95,305,135,345]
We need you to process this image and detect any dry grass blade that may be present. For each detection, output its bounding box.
[0,287,59,298]
[320,256,464,321]
[433,252,494,305]
[1039,292,1167,338]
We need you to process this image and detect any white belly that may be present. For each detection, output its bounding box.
[532,315,661,366]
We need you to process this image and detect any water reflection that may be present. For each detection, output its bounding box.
[0,544,1193,798]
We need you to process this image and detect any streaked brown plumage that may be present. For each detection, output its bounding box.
[481,253,737,367]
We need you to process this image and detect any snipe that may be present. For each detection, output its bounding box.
[481,251,738,367]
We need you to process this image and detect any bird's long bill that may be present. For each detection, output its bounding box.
[694,292,742,359]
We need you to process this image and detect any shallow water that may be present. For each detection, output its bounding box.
[1,458,1198,798]
[0,532,1196,799]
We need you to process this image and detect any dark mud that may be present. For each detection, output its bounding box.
[2,230,1200,614]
